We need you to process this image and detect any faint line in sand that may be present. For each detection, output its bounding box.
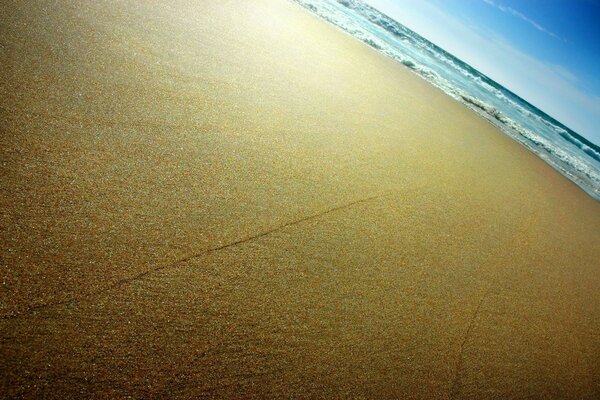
[448,210,539,399]
[448,287,492,399]
[1,192,393,320]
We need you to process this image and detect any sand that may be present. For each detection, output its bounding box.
[1,0,599,398]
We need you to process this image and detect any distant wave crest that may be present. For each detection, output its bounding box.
[292,0,600,200]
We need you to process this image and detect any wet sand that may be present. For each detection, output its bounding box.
[1,0,599,398]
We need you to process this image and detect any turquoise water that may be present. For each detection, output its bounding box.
[292,0,600,201]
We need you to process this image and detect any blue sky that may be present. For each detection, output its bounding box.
[363,0,600,144]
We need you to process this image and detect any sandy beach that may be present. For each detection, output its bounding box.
[1,0,599,398]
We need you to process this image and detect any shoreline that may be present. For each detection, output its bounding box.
[290,0,600,202]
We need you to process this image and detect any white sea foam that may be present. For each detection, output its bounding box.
[292,0,600,200]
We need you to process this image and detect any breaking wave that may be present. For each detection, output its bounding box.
[292,0,600,200]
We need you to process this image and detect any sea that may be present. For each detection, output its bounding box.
[291,0,600,201]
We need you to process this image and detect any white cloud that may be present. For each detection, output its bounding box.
[552,64,578,83]
[481,0,568,43]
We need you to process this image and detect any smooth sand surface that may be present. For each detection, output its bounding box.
[1,0,599,398]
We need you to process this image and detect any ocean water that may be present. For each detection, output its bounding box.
[292,0,600,201]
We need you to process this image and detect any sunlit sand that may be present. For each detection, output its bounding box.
[1,0,599,398]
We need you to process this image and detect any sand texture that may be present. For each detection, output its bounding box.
[1,0,599,398]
